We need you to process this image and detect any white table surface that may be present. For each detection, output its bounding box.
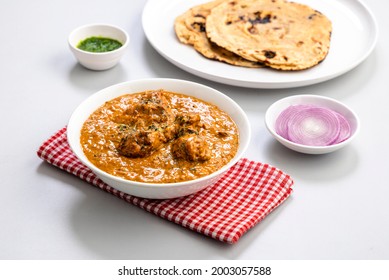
[1,0,388,260]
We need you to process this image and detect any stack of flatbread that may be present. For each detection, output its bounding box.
[174,0,332,71]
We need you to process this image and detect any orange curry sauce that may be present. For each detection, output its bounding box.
[80,89,239,183]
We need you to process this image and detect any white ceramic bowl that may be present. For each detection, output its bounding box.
[68,23,129,70]
[67,79,251,199]
[265,95,359,154]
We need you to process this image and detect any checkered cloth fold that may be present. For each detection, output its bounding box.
[37,127,293,244]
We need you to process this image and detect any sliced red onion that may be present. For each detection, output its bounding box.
[275,105,310,139]
[334,111,351,143]
[275,104,351,146]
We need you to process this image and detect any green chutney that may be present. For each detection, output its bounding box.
[77,36,123,53]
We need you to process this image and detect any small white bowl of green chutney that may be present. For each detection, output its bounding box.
[68,23,129,70]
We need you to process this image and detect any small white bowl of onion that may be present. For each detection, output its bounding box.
[265,95,360,154]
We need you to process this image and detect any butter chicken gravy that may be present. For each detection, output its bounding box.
[80,89,239,183]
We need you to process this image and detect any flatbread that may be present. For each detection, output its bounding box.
[174,0,263,68]
[206,0,332,70]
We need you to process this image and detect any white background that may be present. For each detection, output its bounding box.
[0,0,388,260]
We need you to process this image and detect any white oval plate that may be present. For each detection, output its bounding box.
[142,0,378,89]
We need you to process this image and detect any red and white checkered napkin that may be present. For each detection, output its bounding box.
[37,127,294,244]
